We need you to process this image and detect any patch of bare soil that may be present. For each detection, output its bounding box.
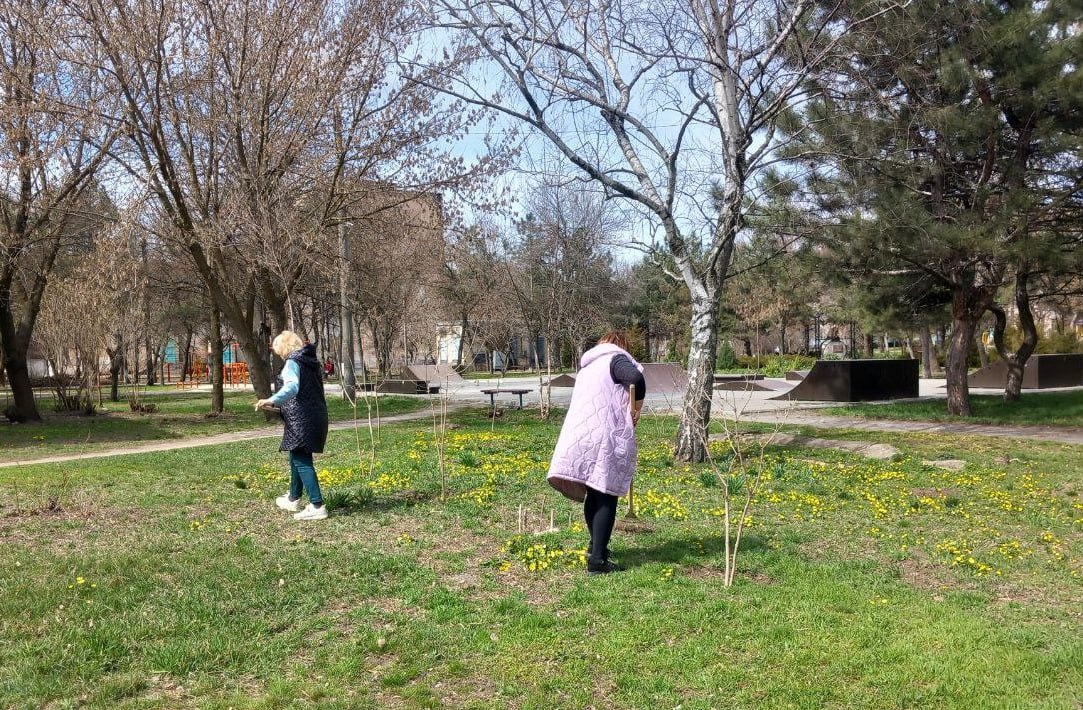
[0,489,144,551]
[429,671,517,709]
[615,517,656,533]
[898,551,955,594]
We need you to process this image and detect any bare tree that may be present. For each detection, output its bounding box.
[77,0,498,396]
[439,224,502,368]
[34,218,138,412]
[418,0,903,460]
[0,0,118,421]
[503,180,617,413]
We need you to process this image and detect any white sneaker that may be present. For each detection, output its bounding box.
[275,494,301,513]
[293,503,328,521]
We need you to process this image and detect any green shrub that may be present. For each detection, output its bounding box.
[733,354,816,376]
[716,342,738,369]
[1037,329,1082,354]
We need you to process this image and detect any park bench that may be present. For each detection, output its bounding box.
[481,388,532,410]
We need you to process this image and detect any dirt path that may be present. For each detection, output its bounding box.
[0,408,452,469]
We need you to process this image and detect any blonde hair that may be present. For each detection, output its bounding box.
[597,330,630,352]
[272,331,304,359]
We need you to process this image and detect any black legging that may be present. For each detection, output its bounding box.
[584,487,619,566]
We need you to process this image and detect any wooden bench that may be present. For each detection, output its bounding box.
[481,388,532,410]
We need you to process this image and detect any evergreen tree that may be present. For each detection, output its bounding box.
[791,0,1083,414]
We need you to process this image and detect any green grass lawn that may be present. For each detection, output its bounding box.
[0,390,426,462]
[1,410,1080,708]
[827,389,1083,427]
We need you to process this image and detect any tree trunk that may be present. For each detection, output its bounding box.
[904,335,915,359]
[674,293,719,463]
[145,336,158,386]
[990,269,1039,404]
[338,219,357,399]
[233,327,272,397]
[920,326,933,379]
[355,314,369,388]
[456,311,468,367]
[209,306,224,414]
[944,277,999,417]
[864,333,875,358]
[2,352,37,423]
[181,326,194,383]
[108,333,124,402]
[0,305,39,422]
[945,316,976,416]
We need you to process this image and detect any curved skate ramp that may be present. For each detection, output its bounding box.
[966,353,1083,389]
[546,373,577,387]
[714,377,792,392]
[404,364,463,384]
[770,359,919,402]
[640,363,688,394]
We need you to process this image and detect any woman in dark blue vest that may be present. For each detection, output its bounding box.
[255,331,330,521]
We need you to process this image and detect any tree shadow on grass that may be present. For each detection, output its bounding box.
[619,533,768,568]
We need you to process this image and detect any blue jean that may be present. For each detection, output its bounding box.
[288,449,323,505]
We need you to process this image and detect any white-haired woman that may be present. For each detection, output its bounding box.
[255,331,329,521]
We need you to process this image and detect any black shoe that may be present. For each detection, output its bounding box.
[587,560,625,576]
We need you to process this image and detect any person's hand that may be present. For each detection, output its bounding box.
[254,398,273,411]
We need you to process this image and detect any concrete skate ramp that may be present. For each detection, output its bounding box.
[715,373,765,383]
[641,362,688,394]
[715,378,793,392]
[967,353,1083,389]
[404,364,463,384]
[771,359,919,401]
[547,373,577,387]
[375,379,439,395]
[786,370,809,381]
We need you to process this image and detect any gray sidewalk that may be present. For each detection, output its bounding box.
[0,407,453,469]
[736,410,1083,446]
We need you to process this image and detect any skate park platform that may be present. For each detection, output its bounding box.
[404,364,463,385]
[714,375,792,392]
[965,353,1083,389]
[640,363,688,394]
[771,359,919,402]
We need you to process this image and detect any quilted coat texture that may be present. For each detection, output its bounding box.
[277,344,329,453]
[547,343,643,502]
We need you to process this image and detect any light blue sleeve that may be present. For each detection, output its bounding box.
[269,360,300,406]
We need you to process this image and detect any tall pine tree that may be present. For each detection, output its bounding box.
[791,0,1082,414]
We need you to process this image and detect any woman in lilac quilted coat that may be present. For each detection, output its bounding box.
[548,331,645,575]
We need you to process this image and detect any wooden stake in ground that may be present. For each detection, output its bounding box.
[627,383,637,518]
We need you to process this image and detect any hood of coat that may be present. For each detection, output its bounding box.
[288,343,321,372]
[580,342,631,369]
